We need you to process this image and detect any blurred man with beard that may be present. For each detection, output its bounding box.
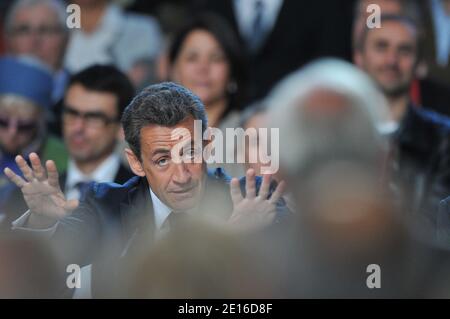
[354,14,450,233]
[263,58,450,298]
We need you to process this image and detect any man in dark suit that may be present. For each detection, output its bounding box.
[197,0,354,103]
[0,65,135,231]
[4,82,287,297]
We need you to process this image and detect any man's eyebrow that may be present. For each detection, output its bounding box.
[151,148,170,157]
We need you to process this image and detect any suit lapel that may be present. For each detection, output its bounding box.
[113,163,134,185]
[119,177,156,256]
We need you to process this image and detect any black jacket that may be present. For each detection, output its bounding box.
[392,105,450,228]
[437,196,450,246]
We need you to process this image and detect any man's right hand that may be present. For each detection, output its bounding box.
[4,152,79,227]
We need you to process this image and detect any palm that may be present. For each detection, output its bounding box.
[4,153,78,220]
[228,169,285,231]
[21,180,68,219]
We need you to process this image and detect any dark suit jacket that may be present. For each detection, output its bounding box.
[418,1,450,86]
[418,78,450,117]
[0,163,134,232]
[437,196,450,246]
[26,168,288,297]
[198,0,354,103]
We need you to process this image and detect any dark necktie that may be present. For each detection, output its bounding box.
[248,0,265,52]
[75,181,93,199]
[161,211,189,231]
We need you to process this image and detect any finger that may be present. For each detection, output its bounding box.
[63,199,79,212]
[230,178,243,205]
[29,153,46,181]
[269,180,286,205]
[46,160,60,189]
[245,169,256,199]
[15,155,35,182]
[4,167,27,188]
[258,173,271,199]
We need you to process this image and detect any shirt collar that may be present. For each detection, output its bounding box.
[149,187,172,230]
[66,153,121,190]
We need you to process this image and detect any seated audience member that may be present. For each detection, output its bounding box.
[197,0,354,104]
[2,65,134,228]
[264,58,450,298]
[354,14,450,230]
[0,56,67,224]
[166,13,247,177]
[4,82,288,298]
[353,0,450,117]
[4,0,70,103]
[64,0,163,89]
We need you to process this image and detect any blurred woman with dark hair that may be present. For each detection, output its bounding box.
[166,13,247,177]
[167,12,246,129]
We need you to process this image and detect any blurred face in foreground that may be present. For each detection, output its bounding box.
[171,29,230,108]
[355,20,417,97]
[125,116,207,212]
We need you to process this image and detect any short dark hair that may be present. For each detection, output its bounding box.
[168,12,247,112]
[121,82,207,159]
[68,64,135,119]
[356,14,423,61]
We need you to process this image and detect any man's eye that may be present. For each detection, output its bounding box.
[157,158,169,167]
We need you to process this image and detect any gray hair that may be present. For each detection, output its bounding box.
[121,82,208,159]
[266,58,391,176]
[4,0,68,33]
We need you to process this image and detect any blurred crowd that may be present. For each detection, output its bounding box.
[0,0,450,298]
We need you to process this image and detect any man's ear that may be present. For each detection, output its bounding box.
[125,148,145,177]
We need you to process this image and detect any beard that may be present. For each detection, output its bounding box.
[379,81,411,98]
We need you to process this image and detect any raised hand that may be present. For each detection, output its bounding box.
[228,169,286,231]
[4,153,78,222]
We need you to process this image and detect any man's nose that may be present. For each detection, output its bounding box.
[6,122,18,137]
[68,116,87,132]
[172,163,192,185]
[385,50,399,66]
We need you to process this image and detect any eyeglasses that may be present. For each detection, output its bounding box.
[62,106,119,128]
[0,117,38,134]
[9,24,63,37]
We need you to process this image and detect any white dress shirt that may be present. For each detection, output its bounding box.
[150,187,172,230]
[65,153,121,200]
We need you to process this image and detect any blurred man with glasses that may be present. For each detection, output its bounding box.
[60,65,134,201]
